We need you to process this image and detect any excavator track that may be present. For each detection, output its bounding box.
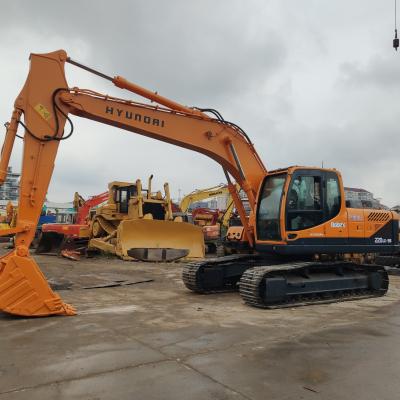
[182,254,267,293]
[375,255,400,268]
[239,262,389,308]
[375,255,400,276]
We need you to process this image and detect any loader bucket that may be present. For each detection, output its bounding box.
[116,219,205,260]
[0,251,76,317]
[35,232,65,255]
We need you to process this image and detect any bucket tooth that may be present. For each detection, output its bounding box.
[0,252,76,317]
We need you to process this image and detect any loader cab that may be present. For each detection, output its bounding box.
[256,167,342,244]
[115,185,137,214]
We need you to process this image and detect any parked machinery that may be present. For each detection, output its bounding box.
[0,202,13,235]
[190,207,224,254]
[0,50,397,317]
[179,184,229,213]
[3,202,57,246]
[179,184,239,254]
[88,176,204,261]
[35,191,108,255]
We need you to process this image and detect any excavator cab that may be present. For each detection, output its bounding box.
[186,167,395,306]
[255,167,399,255]
[256,168,333,243]
[219,166,395,307]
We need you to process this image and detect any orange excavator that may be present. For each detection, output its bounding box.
[35,191,108,255]
[0,50,398,317]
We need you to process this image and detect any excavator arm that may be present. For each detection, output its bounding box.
[0,50,267,317]
[75,192,108,225]
[179,183,240,215]
[180,184,229,213]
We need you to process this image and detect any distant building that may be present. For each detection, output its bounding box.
[192,194,230,211]
[191,201,209,210]
[44,201,75,223]
[391,205,400,213]
[344,187,387,209]
[45,201,75,215]
[0,198,75,217]
[344,187,373,202]
[216,194,230,209]
[0,167,20,201]
[209,195,229,210]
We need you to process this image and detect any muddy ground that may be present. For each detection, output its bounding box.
[0,253,399,399]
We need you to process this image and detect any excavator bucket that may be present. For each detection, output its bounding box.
[0,251,76,317]
[35,232,65,255]
[116,219,205,261]
[36,231,89,256]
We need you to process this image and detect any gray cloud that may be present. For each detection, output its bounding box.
[339,56,400,90]
[0,1,399,207]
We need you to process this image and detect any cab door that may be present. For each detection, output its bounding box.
[285,170,325,234]
[285,169,347,240]
[117,187,129,214]
[116,185,137,214]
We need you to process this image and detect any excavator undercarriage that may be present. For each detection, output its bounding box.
[182,254,388,308]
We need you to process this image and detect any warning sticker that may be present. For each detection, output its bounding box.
[34,103,51,121]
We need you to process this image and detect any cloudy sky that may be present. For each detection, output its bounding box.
[1,1,399,206]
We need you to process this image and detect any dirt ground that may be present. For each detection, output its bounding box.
[1,252,399,400]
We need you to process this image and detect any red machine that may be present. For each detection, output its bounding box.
[191,208,220,226]
[74,192,109,224]
[191,208,224,253]
[36,191,108,254]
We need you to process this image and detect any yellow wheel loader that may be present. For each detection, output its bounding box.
[88,175,205,261]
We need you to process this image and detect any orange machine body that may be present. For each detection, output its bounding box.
[225,166,399,254]
[0,50,397,317]
[253,167,399,255]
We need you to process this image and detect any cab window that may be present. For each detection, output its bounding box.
[326,173,341,219]
[286,175,323,231]
[286,171,341,231]
[257,174,286,241]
